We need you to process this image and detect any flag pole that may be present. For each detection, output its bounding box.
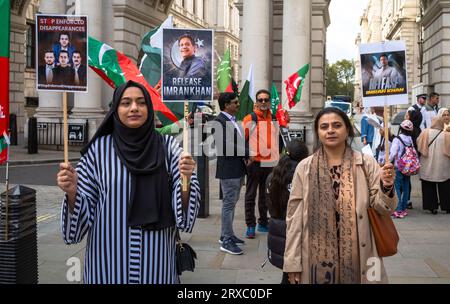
[4,130,11,241]
[182,100,190,192]
[63,92,69,164]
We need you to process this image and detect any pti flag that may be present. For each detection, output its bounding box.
[217,48,233,93]
[0,0,10,164]
[236,64,254,121]
[88,36,178,123]
[285,64,309,109]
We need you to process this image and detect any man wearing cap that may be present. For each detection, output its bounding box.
[408,94,428,131]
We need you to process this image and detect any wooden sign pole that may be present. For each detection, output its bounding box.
[182,100,190,192]
[63,92,69,164]
[384,104,390,163]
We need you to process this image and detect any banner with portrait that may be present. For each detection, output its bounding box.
[36,14,88,92]
[359,40,408,107]
[162,28,213,102]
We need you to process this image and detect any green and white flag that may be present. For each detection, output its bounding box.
[140,16,173,87]
[217,48,233,93]
[236,64,254,121]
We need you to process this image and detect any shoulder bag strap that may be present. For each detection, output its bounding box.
[428,130,444,148]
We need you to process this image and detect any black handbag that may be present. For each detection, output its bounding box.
[175,230,197,275]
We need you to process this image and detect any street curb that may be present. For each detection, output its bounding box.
[7,158,80,166]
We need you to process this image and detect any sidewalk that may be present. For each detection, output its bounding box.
[2,136,450,284]
[6,144,80,165]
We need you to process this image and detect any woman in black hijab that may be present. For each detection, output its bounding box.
[57,81,200,284]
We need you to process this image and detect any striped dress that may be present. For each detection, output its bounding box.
[61,135,200,284]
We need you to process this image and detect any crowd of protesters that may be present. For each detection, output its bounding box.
[57,83,448,284]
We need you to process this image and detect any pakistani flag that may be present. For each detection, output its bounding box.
[139,16,186,126]
[0,0,10,164]
[236,64,254,121]
[284,63,309,109]
[217,48,233,93]
[88,36,178,123]
[140,16,173,87]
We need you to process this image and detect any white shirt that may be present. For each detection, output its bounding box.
[221,111,242,137]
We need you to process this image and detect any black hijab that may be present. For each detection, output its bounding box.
[82,80,174,230]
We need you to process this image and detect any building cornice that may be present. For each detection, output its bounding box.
[112,4,167,28]
[312,1,331,28]
[214,30,240,43]
[421,0,450,26]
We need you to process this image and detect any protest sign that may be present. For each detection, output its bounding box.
[162,28,213,102]
[36,14,88,92]
[359,40,408,107]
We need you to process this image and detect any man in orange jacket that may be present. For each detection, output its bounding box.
[242,89,280,239]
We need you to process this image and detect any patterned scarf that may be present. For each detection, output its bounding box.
[308,147,360,284]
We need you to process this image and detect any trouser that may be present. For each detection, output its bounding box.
[244,161,273,227]
[394,169,410,212]
[220,177,244,242]
[421,179,450,212]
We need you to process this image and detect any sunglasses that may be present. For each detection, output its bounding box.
[257,98,270,103]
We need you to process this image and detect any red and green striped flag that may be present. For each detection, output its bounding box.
[88,36,178,123]
[0,0,10,164]
[217,48,233,93]
[284,63,309,109]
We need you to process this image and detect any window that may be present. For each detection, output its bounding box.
[26,97,39,107]
[26,23,35,69]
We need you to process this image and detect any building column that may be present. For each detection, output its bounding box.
[241,0,270,92]
[35,0,66,120]
[71,0,105,140]
[282,0,311,114]
[282,0,314,146]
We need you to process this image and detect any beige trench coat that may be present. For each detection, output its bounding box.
[283,152,397,284]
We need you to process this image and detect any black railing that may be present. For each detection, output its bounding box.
[37,121,88,150]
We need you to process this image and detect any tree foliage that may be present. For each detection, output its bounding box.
[326,59,355,99]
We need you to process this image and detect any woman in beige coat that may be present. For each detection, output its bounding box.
[417,108,450,214]
[283,107,397,284]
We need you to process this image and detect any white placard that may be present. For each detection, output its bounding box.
[359,40,408,107]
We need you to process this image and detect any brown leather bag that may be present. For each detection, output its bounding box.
[361,154,399,257]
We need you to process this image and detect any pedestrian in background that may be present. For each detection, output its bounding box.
[389,120,416,219]
[214,92,249,255]
[242,89,280,239]
[283,107,396,284]
[265,139,309,284]
[361,107,375,148]
[417,108,450,214]
[57,81,200,284]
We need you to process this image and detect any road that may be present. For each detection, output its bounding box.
[0,163,61,186]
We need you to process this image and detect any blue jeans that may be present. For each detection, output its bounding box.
[220,177,244,242]
[394,169,410,212]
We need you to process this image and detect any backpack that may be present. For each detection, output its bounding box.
[396,136,420,176]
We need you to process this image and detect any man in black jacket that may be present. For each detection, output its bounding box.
[214,92,250,255]
[53,50,75,86]
[72,51,87,87]
[38,50,55,85]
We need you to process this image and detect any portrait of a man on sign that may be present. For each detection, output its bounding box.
[36,14,88,92]
[162,28,213,102]
[359,41,408,107]
[361,51,406,96]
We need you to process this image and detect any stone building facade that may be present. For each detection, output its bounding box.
[8,0,240,144]
[236,0,331,147]
[354,0,421,110]
[420,0,450,107]
[355,0,450,110]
